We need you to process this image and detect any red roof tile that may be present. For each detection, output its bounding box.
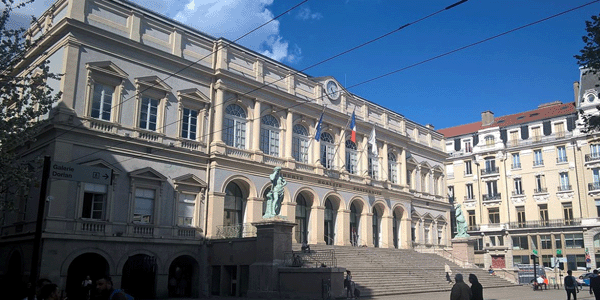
[437,102,576,138]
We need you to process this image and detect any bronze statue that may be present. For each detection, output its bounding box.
[263,167,287,218]
[454,204,470,238]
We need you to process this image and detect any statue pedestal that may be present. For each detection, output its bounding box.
[247,219,296,298]
[451,237,476,267]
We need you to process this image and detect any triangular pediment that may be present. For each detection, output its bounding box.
[130,167,167,181]
[86,61,128,78]
[135,76,171,92]
[178,88,210,103]
[173,174,207,187]
[406,156,418,165]
[79,159,121,175]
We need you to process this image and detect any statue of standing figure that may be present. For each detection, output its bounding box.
[454,203,470,238]
[263,166,287,219]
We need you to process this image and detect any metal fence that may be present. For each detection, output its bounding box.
[283,250,337,268]
[214,223,257,239]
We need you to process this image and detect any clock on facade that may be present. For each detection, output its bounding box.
[326,80,340,100]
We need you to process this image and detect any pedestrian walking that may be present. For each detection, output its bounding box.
[82,275,93,300]
[450,274,472,300]
[345,270,354,299]
[445,263,453,284]
[469,274,483,300]
[590,269,600,300]
[565,270,578,300]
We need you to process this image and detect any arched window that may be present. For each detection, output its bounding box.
[368,145,379,179]
[292,124,309,163]
[260,115,280,156]
[350,202,360,246]
[224,182,244,230]
[388,152,398,183]
[320,132,335,169]
[345,140,358,174]
[295,194,309,243]
[223,104,247,149]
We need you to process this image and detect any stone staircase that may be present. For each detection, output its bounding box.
[292,244,516,297]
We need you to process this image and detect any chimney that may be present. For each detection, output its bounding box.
[573,81,580,104]
[481,111,494,126]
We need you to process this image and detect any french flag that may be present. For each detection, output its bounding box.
[349,111,356,143]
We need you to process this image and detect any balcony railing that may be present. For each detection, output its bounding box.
[558,185,572,192]
[534,187,548,194]
[508,218,581,229]
[464,171,473,176]
[533,160,544,166]
[511,163,521,169]
[481,167,499,176]
[483,193,501,201]
[215,223,257,239]
[589,182,600,191]
[556,157,568,163]
[512,190,524,196]
[506,132,572,148]
[464,196,475,201]
[585,154,600,163]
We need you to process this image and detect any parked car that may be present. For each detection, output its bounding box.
[580,273,595,286]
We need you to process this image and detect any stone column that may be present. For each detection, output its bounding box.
[381,215,393,248]
[252,100,262,152]
[401,148,407,186]
[362,212,374,247]
[309,206,325,244]
[247,220,296,298]
[206,191,225,237]
[211,88,225,151]
[401,217,412,249]
[337,209,350,246]
[285,110,294,160]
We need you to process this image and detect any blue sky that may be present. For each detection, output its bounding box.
[9,0,600,130]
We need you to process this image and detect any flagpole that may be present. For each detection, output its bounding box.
[302,105,326,165]
[332,109,355,171]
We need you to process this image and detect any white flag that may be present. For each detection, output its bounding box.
[368,126,378,156]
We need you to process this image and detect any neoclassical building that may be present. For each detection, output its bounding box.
[0,0,449,298]
[439,69,600,271]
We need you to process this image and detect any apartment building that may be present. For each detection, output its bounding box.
[0,0,449,298]
[439,70,600,271]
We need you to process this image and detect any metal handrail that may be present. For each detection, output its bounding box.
[284,250,337,268]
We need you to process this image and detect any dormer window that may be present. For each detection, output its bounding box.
[485,135,494,146]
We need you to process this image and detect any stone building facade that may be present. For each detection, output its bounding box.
[0,0,449,298]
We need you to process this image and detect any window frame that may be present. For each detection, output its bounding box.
[259,114,281,157]
[84,62,127,124]
[292,124,310,163]
[223,104,248,149]
[134,76,170,134]
[177,89,210,142]
[345,139,358,174]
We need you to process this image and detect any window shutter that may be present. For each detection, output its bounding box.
[543,121,551,136]
[472,134,479,146]
[500,129,507,144]
[521,125,529,140]
[454,138,461,151]
[567,116,576,132]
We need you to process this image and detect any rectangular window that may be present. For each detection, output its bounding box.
[488,207,500,224]
[597,200,600,217]
[592,144,600,158]
[542,255,553,268]
[468,210,476,231]
[564,203,574,224]
[513,255,530,267]
[82,183,107,220]
[91,83,114,121]
[559,172,570,191]
[486,180,498,197]
[594,169,600,186]
[464,160,472,175]
[517,206,526,227]
[514,178,523,195]
[485,158,496,173]
[510,131,519,147]
[139,97,159,131]
[512,236,529,250]
[534,149,543,166]
[539,205,549,226]
[177,193,196,226]
[474,238,484,251]
[464,141,472,152]
[541,235,552,249]
[565,233,584,248]
[555,122,565,138]
[535,175,546,193]
[557,146,567,163]
[554,234,562,249]
[532,127,541,142]
[134,188,155,223]
[181,108,198,140]
[512,153,521,169]
[465,183,474,200]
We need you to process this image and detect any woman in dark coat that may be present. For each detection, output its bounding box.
[469,273,483,300]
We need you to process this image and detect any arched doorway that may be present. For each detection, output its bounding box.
[122,254,157,299]
[393,209,404,249]
[350,202,361,246]
[372,207,381,247]
[224,182,245,237]
[168,255,199,298]
[66,253,109,300]
[295,194,309,244]
[324,198,336,245]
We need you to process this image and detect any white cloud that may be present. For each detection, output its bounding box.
[166,0,300,63]
[296,7,322,21]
